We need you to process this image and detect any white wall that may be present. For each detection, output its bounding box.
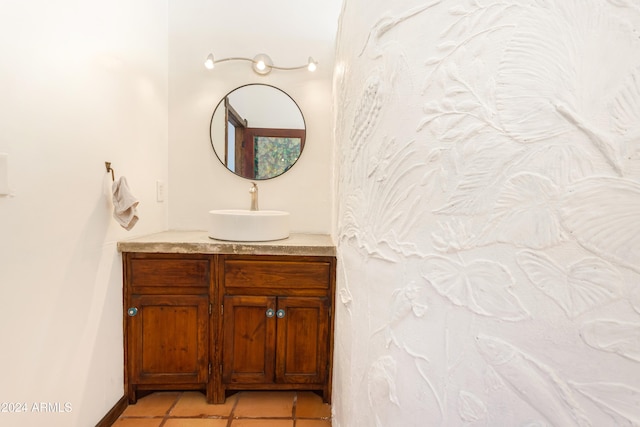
[333,0,640,426]
[228,85,305,129]
[0,1,168,426]
[167,0,342,234]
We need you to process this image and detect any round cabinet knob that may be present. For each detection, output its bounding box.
[276,309,285,318]
[127,307,138,317]
[266,308,275,318]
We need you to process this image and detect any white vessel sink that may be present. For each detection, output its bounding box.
[208,209,290,242]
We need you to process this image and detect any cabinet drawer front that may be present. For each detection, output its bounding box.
[128,256,210,288]
[223,259,331,289]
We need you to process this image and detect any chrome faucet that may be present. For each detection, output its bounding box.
[249,182,258,211]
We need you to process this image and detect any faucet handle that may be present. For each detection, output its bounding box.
[249,182,258,211]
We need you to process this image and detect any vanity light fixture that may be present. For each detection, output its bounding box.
[204,53,317,76]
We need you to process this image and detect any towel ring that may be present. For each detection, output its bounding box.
[105,162,115,181]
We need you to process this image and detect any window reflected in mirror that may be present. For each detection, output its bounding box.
[254,134,304,179]
[210,84,306,180]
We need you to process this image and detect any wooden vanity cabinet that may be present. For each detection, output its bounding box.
[222,295,329,384]
[123,253,214,403]
[218,254,336,403]
[122,249,336,405]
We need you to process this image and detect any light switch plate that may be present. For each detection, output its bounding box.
[0,153,8,195]
[156,180,165,202]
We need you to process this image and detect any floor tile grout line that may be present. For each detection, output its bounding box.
[118,415,166,419]
[292,391,298,426]
[158,391,183,427]
[227,417,300,421]
[225,392,241,427]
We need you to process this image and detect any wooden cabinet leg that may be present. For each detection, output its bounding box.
[127,385,137,404]
[211,382,225,404]
[322,385,331,404]
[207,381,224,404]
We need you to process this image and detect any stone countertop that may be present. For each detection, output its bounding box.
[117,230,336,257]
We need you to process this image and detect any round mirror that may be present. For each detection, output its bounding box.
[210,84,306,180]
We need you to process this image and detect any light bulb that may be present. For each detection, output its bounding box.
[251,54,273,75]
[307,57,317,72]
[204,53,215,70]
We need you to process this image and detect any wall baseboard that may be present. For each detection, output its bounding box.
[95,395,127,427]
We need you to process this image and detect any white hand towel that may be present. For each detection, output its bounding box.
[112,176,139,230]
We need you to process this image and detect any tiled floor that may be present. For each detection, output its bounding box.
[112,391,331,427]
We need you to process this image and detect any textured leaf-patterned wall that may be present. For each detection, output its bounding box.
[333,1,640,426]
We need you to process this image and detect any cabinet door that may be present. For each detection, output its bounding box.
[128,294,209,385]
[222,295,277,384]
[275,297,329,384]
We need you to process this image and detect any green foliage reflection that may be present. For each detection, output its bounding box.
[254,137,302,179]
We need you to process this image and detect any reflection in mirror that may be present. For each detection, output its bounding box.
[210,84,305,180]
